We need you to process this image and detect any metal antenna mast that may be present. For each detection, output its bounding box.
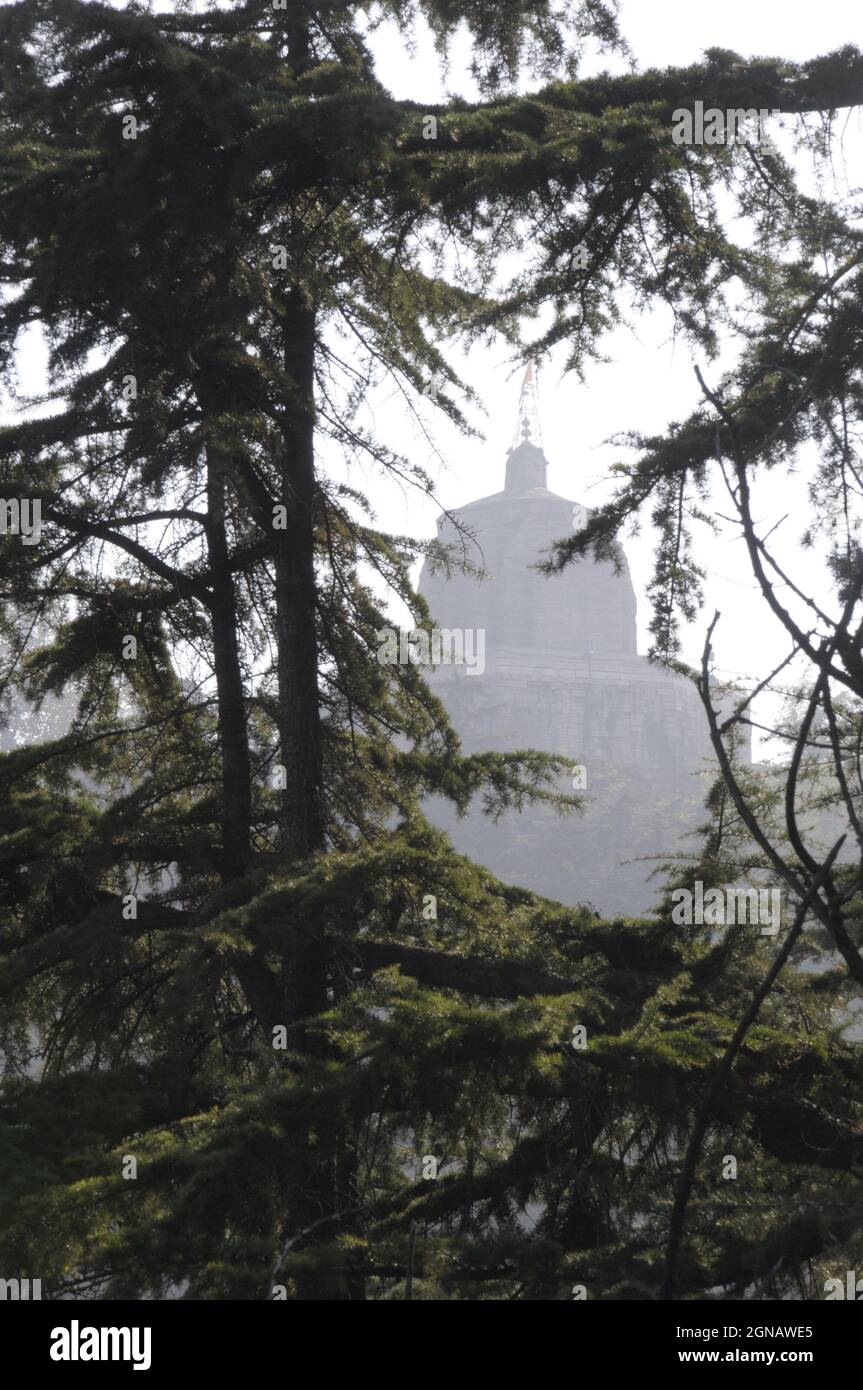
[512,362,542,450]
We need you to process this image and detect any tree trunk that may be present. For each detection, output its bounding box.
[273,280,353,1297]
[200,384,282,1039]
[275,290,328,1019]
[205,443,252,878]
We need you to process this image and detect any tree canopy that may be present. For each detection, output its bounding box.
[1,0,862,1301]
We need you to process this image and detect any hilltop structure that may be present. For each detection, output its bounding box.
[418,372,748,915]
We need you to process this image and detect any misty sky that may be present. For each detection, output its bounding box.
[5,0,861,760]
[351,1,863,762]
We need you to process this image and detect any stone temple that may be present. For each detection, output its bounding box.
[418,373,749,916]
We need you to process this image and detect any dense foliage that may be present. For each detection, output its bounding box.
[0,0,862,1299]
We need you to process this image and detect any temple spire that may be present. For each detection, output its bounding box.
[512,362,543,450]
[505,364,548,492]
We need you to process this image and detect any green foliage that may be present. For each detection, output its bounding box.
[0,0,860,1301]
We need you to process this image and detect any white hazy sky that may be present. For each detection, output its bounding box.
[350,0,863,760]
[7,1,863,758]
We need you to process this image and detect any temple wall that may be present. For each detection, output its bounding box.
[416,433,749,915]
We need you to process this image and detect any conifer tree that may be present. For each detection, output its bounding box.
[0,0,862,1300]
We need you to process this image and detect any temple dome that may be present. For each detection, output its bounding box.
[419,440,639,665]
[414,376,739,914]
[505,438,548,492]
